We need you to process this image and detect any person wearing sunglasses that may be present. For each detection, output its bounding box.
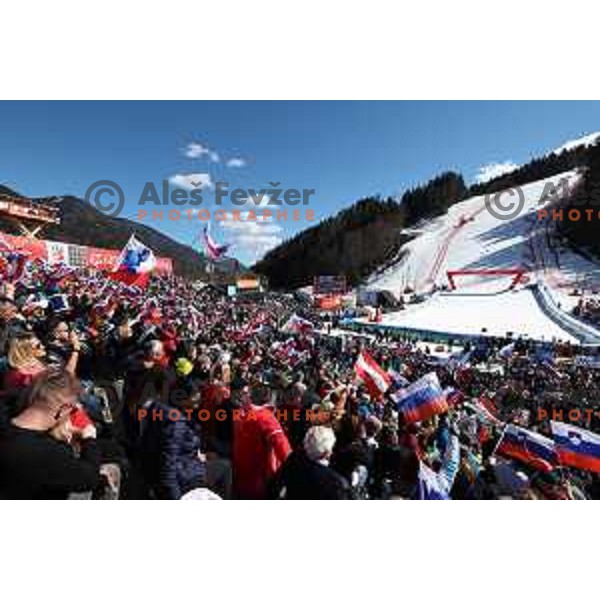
[4,333,47,389]
[45,318,82,375]
[0,333,47,423]
[0,368,102,499]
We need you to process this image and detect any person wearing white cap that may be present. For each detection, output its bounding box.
[270,426,351,500]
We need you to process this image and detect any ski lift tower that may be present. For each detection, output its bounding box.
[0,194,60,238]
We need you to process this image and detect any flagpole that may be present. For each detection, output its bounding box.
[206,257,214,285]
[490,423,508,458]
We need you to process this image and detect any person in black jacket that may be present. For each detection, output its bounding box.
[0,368,103,499]
[271,425,351,500]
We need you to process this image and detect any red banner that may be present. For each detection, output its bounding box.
[0,233,48,260]
[0,233,174,274]
[86,247,120,270]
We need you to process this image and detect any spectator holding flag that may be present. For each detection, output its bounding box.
[0,241,599,501]
[386,434,459,500]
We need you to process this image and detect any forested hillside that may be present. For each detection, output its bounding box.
[255,142,596,290]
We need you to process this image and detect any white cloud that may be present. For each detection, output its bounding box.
[184,142,209,159]
[220,219,283,235]
[474,161,519,184]
[169,172,214,190]
[238,209,274,221]
[226,157,246,168]
[184,142,221,163]
[219,218,282,261]
[237,235,281,262]
[184,143,248,167]
[220,193,271,209]
[245,193,271,208]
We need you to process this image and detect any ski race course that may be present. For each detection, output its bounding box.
[356,170,600,344]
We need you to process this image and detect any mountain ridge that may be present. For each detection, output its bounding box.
[0,186,242,279]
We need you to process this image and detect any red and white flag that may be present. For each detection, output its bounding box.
[281,313,314,334]
[354,350,391,398]
[234,312,270,342]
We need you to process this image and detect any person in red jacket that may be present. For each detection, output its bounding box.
[232,383,291,499]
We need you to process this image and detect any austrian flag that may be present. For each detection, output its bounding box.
[354,351,391,398]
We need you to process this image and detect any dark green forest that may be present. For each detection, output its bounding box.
[559,141,600,255]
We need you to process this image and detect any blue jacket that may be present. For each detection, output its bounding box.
[138,402,206,499]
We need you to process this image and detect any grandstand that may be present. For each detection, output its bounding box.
[0,193,60,238]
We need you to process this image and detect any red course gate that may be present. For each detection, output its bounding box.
[446,268,527,291]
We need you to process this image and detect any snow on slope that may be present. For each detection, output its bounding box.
[466,132,600,189]
[359,289,579,343]
[368,170,590,294]
[474,161,520,184]
[364,169,600,343]
[552,132,600,155]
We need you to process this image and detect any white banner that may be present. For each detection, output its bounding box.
[45,241,70,265]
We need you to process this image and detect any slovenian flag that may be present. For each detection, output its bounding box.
[496,424,557,472]
[394,372,448,424]
[202,224,230,261]
[551,421,600,474]
[354,350,392,399]
[109,235,156,287]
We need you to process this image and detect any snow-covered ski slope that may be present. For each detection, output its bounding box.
[364,170,600,343]
[368,290,579,342]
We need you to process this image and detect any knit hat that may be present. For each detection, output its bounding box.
[175,357,194,377]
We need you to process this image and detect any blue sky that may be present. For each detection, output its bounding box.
[2,101,600,264]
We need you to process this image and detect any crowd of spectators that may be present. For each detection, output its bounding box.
[0,260,599,500]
